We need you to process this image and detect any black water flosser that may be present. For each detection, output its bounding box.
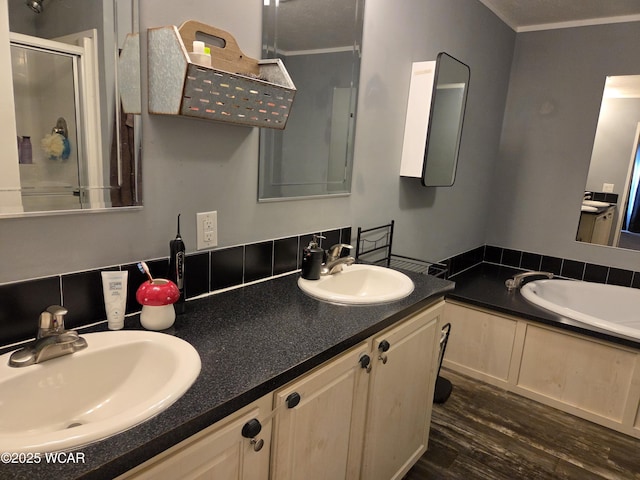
[169,214,186,314]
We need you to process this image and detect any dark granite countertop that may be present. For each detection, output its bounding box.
[2,270,453,480]
[447,263,640,350]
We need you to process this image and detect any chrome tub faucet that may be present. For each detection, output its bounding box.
[9,305,88,367]
[505,271,554,291]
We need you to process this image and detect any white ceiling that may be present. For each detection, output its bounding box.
[478,0,640,32]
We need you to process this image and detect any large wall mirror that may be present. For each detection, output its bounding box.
[576,75,640,250]
[259,0,364,200]
[0,0,141,217]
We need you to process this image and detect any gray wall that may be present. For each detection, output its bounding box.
[489,22,640,270]
[1,0,515,284]
[1,0,351,283]
[351,0,514,262]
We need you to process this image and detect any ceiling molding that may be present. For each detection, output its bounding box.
[516,13,640,33]
[478,0,640,33]
[279,45,355,56]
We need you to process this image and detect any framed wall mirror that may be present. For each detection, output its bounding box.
[0,0,141,217]
[422,52,470,187]
[258,0,364,201]
[576,75,640,250]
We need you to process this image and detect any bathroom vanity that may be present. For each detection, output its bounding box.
[2,270,452,480]
[120,301,444,480]
[576,205,616,245]
[444,263,640,440]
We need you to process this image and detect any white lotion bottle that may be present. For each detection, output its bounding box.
[101,271,128,330]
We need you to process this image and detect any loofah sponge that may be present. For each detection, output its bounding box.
[41,133,70,160]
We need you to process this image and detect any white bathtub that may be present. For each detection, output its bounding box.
[520,279,640,340]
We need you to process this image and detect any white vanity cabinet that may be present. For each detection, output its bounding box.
[360,302,442,480]
[270,300,444,480]
[576,206,615,245]
[269,341,371,480]
[119,300,445,480]
[443,300,640,439]
[118,394,273,480]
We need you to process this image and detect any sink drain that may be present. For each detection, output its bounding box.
[66,422,83,429]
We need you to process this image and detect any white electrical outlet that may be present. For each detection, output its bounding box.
[603,183,614,193]
[196,211,218,250]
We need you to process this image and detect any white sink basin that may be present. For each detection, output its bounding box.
[0,330,201,452]
[298,264,414,305]
[582,200,610,208]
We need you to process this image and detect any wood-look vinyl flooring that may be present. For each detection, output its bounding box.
[406,369,640,480]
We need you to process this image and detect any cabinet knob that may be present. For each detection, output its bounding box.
[241,418,262,439]
[242,419,265,451]
[378,340,390,364]
[250,438,264,452]
[359,353,372,373]
[286,392,301,409]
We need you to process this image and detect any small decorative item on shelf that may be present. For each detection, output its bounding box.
[18,136,32,164]
[147,20,296,129]
[188,40,211,67]
[41,118,71,161]
[136,279,181,330]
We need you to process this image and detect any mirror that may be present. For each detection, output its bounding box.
[422,52,470,187]
[258,0,364,200]
[576,75,640,250]
[1,0,141,216]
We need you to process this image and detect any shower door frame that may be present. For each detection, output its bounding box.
[9,31,103,210]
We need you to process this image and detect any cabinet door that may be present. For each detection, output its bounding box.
[361,302,443,480]
[576,213,596,242]
[443,302,518,381]
[270,342,371,480]
[518,324,637,422]
[120,395,272,480]
[592,209,614,245]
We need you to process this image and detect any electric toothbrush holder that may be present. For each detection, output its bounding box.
[136,279,181,331]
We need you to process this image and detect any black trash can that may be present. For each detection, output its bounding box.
[433,323,452,404]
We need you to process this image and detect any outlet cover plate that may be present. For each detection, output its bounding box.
[196,211,218,250]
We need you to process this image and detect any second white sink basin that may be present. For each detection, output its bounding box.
[582,200,610,208]
[298,264,414,305]
[0,330,201,453]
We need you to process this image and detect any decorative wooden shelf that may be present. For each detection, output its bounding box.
[148,21,296,129]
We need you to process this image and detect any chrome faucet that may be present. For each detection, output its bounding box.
[8,305,88,367]
[505,271,554,291]
[321,243,356,275]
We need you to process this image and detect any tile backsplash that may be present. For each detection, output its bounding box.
[5,231,635,347]
[0,227,351,347]
[445,244,640,288]
[589,191,619,204]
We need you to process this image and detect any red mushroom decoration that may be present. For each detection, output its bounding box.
[136,279,180,330]
[136,279,180,306]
